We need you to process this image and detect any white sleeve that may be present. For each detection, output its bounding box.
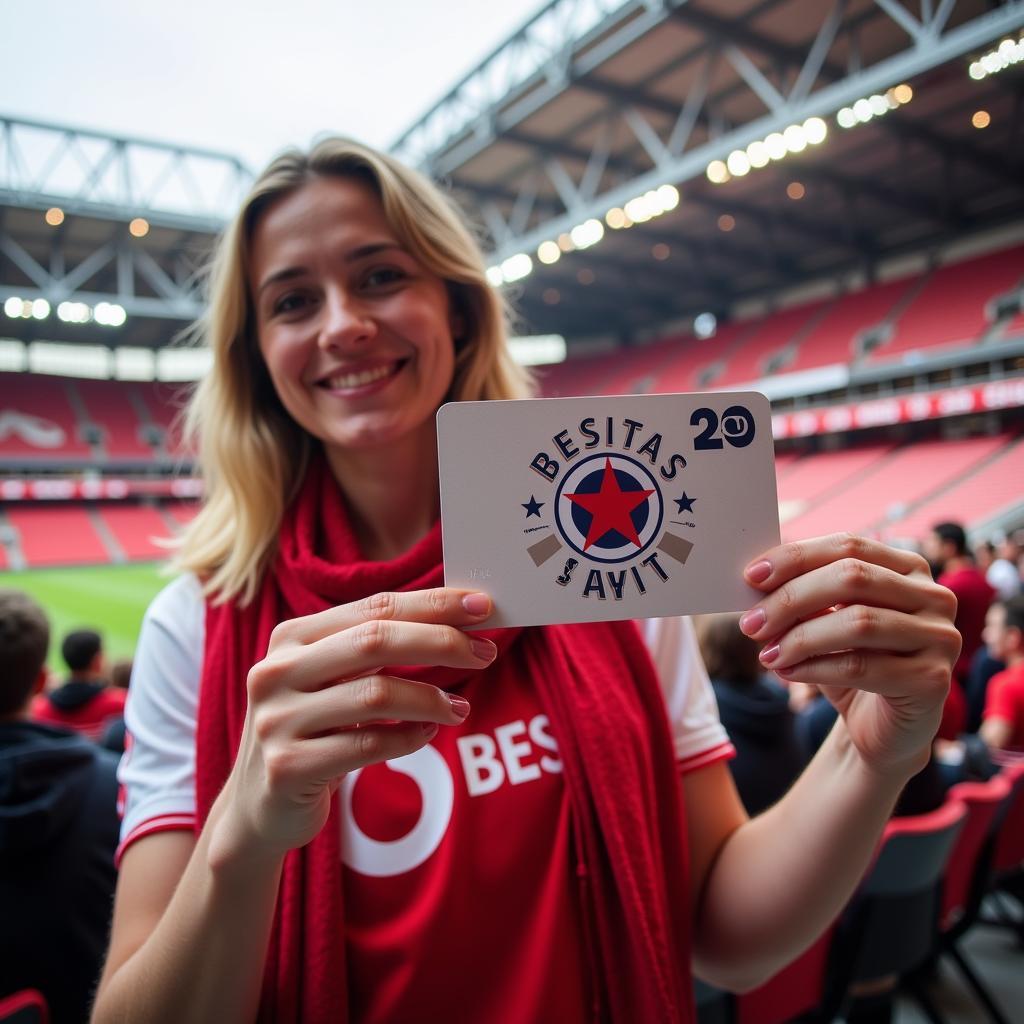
[637,616,734,772]
[117,573,203,860]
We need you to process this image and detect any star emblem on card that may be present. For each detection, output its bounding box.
[521,495,544,517]
[674,493,696,513]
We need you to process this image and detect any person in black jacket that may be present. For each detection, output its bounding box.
[696,613,804,816]
[0,589,119,1023]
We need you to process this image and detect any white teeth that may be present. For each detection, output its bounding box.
[325,364,395,389]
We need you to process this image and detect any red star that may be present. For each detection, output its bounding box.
[565,458,654,551]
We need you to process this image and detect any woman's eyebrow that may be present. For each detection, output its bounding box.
[257,243,404,297]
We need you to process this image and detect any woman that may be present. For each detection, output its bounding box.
[91,138,959,1024]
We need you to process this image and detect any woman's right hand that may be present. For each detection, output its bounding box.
[211,588,495,862]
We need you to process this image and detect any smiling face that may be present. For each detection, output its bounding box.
[249,175,457,463]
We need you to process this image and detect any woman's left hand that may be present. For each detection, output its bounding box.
[739,533,961,780]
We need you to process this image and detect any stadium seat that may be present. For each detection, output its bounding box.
[74,379,156,461]
[4,506,111,567]
[783,435,1008,540]
[868,244,1024,365]
[97,504,174,559]
[0,374,92,461]
[884,434,1024,540]
[936,775,1015,1024]
[734,923,836,1024]
[818,798,967,1022]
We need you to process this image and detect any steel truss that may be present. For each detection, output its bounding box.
[393,0,1024,266]
[0,225,204,321]
[0,116,250,230]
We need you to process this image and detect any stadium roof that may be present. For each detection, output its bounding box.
[1,0,1023,355]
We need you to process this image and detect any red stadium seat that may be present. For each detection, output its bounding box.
[0,374,92,461]
[868,245,1024,365]
[4,505,110,567]
[74,379,156,461]
[97,504,174,559]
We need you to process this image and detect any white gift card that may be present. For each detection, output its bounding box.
[437,392,780,629]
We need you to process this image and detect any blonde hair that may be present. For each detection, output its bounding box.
[172,137,534,605]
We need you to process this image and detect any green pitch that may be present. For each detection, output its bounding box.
[0,563,169,674]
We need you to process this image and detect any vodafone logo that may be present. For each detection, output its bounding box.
[340,744,453,878]
[340,714,562,878]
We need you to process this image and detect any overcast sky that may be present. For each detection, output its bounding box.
[1,0,547,171]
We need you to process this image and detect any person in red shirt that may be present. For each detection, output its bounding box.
[91,138,959,1024]
[32,628,126,742]
[981,596,1024,754]
[924,521,995,738]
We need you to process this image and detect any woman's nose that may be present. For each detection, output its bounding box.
[318,291,376,350]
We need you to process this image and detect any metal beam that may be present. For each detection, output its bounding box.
[484,3,1024,265]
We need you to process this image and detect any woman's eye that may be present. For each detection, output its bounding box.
[364,267,405,289]
[273,293,308,315]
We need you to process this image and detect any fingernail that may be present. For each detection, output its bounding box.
[746,560,772,584]
[447,694,471,719]
[739,608,765,635]
[462,593,491,616]
[421,722,439,737]
[760,643,780,665]
[471,638,497,662]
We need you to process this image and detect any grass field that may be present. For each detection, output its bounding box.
[0,562,168,674]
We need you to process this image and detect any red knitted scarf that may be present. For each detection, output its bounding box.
[196,454,695,1023]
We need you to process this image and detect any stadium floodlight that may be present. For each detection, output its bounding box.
[803,117,828,145]
[570,218,604,250]
[500,252,533,283]
[605,206,629,229]
[968,35,1024,79]
[45,207,64,227]
[486,266,504,287]
[656,184,679,211]
[57,301,92,324]
[783,125,807,153]
[746,141,770,169]
[93,302,127,327]
[3,297,24,318]
[129,217,150,238]
[764,133,787,161]
[508,334,567,366]
[537,240,561,265]
[32,299,50,320]
[706,160,729,184]
[693,313,717,339]
[726,150,751,177]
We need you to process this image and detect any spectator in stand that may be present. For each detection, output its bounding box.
[109,658,133,690]
[925,521,995,736]
[696,613,803,816]
[987,532,1022,601]
[32,629,126,742]
[0,590,120,1023]
[980,596,1024,756]
[974,540,995,575]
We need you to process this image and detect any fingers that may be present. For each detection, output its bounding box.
[739,559,954,646]
[744,533,932,592]
[269,588,492,649]
[250,619,497,695]
[263,720,443,792]
[260,675,469,740]
[771,650,951,705]
[753,605,960,672]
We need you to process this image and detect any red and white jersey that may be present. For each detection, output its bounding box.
[119,574,733,1023]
